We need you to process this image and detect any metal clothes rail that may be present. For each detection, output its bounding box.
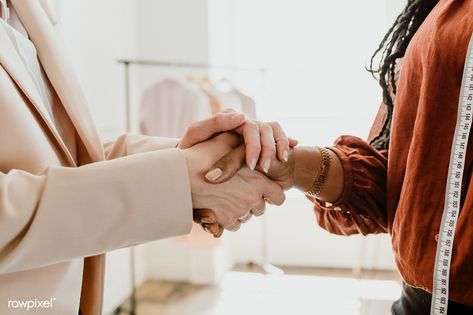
[118,59,266,132]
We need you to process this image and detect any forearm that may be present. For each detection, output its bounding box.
[292,146,344,203]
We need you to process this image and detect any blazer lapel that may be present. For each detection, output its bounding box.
[11,0,105,162]
[0,24,77,166]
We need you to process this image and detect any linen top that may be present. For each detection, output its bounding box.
[1,2,55,124]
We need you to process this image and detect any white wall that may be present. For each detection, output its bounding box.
[54,0,137,137]
[129,0,236,288]
[127,0,211,133]
[134,0,209,62]
[208,0,400,271]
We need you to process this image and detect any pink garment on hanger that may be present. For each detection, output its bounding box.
[233,88,257,119]
[139,78,212,138]
[139,77,219,248]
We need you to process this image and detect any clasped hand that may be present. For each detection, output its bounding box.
[180,109,297,237]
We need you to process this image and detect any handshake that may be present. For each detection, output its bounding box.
[179,109,327,238]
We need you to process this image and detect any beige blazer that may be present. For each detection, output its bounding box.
[0,1,193,314]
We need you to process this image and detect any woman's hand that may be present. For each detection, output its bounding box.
[206,144,344,200]
[184,133,286,237]
[204,144,297,190]
[179,109,298,172]
[198,144,300,237]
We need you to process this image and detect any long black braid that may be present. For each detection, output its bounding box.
[367,0,439,150]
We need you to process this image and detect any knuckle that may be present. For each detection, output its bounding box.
[239,213,252,223]
[263,143,276,153]
[269,121,281,129]
[213,113,225,126]
[249,191,262,204]
[252,208,265,216]
[246,120,259,131]
[187,122,199,133]
[242,193,254,206]
[220,154,235,166]
[227,222,241,232]
[253,201,265,212]
[248,142,261,153]
[276,139,289,150]
[219,216,232,227]
[260,123,273,134]
[228,216,240,227]
[274,192,286,205]
[277,138,289,145]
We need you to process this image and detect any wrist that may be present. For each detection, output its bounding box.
[292,146,320,191]
[182,148,199,200]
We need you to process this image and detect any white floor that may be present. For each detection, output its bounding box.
[117,267,402,315]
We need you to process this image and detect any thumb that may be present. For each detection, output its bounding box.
[180,112,246,148]
[205,145,246,183]
[289,137,299,147]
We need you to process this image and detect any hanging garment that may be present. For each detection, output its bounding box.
[139,78,221,249]
[139,78,212,137]
[197,76,222,114]
[233,88,257,119]
[212,78,256,118]
[213,89,242,113]
[204,89,222,114]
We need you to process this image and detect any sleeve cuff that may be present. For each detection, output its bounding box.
[325,144,354,206]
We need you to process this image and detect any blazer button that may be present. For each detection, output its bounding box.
[435,234,439,242]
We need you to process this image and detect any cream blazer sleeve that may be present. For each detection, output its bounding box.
[0,139,193,274]
[103,133,180,159]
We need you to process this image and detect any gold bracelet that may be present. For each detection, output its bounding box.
[305,147,331,197]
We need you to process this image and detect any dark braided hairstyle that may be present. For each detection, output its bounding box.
[367,0,439,150]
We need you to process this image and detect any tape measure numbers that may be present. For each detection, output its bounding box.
[430,32,473,315]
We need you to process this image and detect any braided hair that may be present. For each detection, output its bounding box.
[367,0,439,150]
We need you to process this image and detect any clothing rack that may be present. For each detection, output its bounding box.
[117,58,266,72]
[117,59,266,133]
[116,59,269,315]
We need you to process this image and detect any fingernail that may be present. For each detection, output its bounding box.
[230,113,246,125]
[263,160,271,173]
[200,217,213,224]
[249,159,257,171]
[283,150,289,162]
[205,168,222,181]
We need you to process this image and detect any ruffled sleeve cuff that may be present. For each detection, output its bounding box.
[310,135,389,235]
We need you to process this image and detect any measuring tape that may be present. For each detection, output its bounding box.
[430,32,473,315]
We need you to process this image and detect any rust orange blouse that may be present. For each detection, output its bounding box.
[313,0,473,306]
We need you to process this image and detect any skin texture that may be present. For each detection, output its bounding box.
[178,109,298,235]
[183,133,286,236]
[203,144,344,237]
[207,144,343,200]
[179,109,297,171]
